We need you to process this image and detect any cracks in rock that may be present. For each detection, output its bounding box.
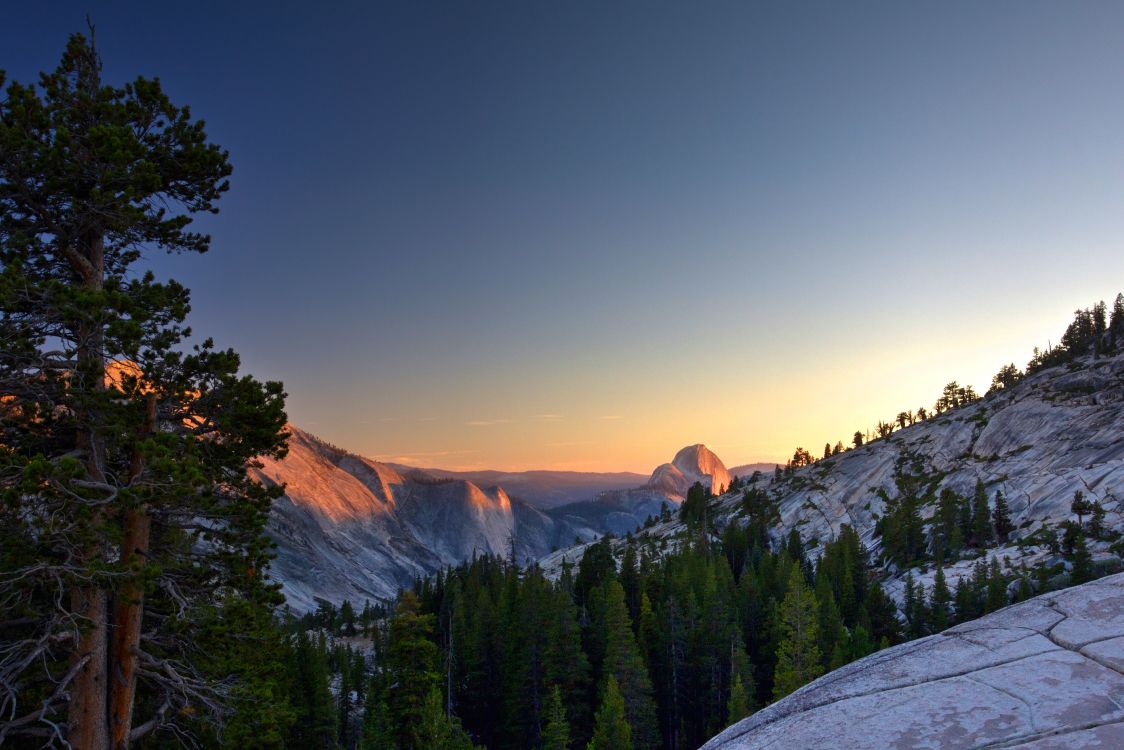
[973,718,1124,749]
[965,674,1039,733]
[1039,598,1124,680]
[710,648,1056,746]
[942,627,1053,652]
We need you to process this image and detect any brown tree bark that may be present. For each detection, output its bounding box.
[109,394,157,749]
[68,230,111,750]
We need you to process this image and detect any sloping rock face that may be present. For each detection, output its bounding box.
[649,444,733,497]
[703,573,1124,750]
[544,352,1124,593]
[260,428,574,611]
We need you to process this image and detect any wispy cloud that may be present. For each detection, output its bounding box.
[599,415,624,421]
[465,419,512,427]
[536,413,565,421]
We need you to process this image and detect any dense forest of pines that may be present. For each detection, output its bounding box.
[273,475,1113,750]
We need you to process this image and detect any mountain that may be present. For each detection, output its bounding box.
[548,443,734,536]
[703,572,1124,749]
[727,462,780,479]
[258,428,590,611]
[543,349,1124,596]
[649,443,733,496]
[385,465,646,509]
[262,436,743,609]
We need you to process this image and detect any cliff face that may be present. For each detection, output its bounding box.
[703,572,1124,749]
[259,428,568,611]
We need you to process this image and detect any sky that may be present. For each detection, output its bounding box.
[5,2,1124,472]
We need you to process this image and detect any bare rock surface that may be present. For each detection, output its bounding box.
[703,573,1124,750]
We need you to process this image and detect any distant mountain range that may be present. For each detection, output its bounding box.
[260,432,743,610]
[384,465,646,509]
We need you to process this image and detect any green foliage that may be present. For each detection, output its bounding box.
[589,677,633,750]
[992,490,1014,542]
[287,631,339,749]
[386,591,440,748]
[771,568,822,700]
[0,30,288,745]
[1071,531,1094,585]
[541,686,573,750]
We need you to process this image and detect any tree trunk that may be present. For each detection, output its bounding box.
[110,394,157,749]
[69,586,110,749]
[68,230,111,750]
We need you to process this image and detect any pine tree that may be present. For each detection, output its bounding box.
[340,599,358,636]
[985,558,1007,612]
[1071,531,1094,584]
[814,573,845,670]
[541,686,572,750]
[726,675,751,725]
[902,571,921,637]
[599,580,658,749]
[972,480,993,547]
[416,687,480,750]
[1089,501,1107,539]
[0,31,288,746]
[545,573,592,743]
[772,568,822,700]
[1111,292,1124,336]
[929,566,952,632]
[288,631,339,749]
[386,591,440,749]
[992,490,1014,542]
[1072,490,1090,527]
[588,676,632,750]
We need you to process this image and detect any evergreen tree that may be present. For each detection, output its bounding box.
[1089,501,1107,539]
[929,566,952,632]
[340,599,358,636]
[1071,531,1094,584]
[814,573,846,670]
[902,571,922,638]
[1072,490,1090,527]
[985,558,1008,612]
[726,675,751,725]
[772,568,822,700]
[541,686,572,750]
[386,591,440,749]
[992,490,1014,542]
[416,687,480,750]
[599,580,658,749]
[1111,292,1124,336]
[288,631,339,749]
[0,31,288,746]
[545,571,593,743]
[972,480,993,547]
[359,693,395,750]
[588,676,632,750]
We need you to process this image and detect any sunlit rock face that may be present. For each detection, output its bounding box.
[258,427,570,611]
[649,444,733,497]
[702,573,1124,750]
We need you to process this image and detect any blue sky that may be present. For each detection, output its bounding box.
[5,2,1124,470]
